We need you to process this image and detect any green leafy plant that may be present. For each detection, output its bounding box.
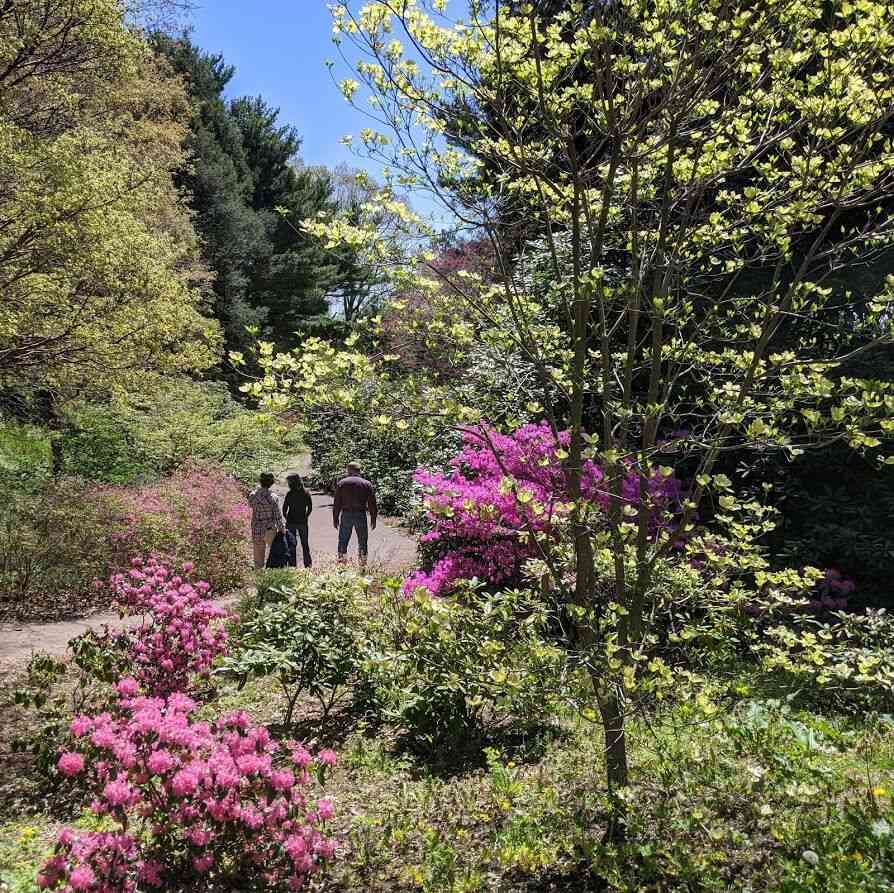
[10,632,125,787]
[59,377,303,486]
[0,420,51,493]
[305,390,456,519]
[220,570,369,728]
[365,583,565,749]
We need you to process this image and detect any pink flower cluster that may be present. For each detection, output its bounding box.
[105,464,250,593]
[404,423,682,597]
[100,556,229,697]
[38,830,138,891]
[809,567,855,612]
[41,692,337,891]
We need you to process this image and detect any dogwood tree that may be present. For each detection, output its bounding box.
[245,0,894,825]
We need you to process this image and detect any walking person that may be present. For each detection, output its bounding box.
[333,461,377,569]
[248,472,284,570]
[283,474,313,568]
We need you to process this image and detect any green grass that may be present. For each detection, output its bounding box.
[0,819,54,893]
[0,812,113,893]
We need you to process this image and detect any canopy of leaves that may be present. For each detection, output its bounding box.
[0,0,221,398]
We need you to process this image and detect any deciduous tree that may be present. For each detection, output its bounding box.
[249,0,894,831]
[0,0,220,396]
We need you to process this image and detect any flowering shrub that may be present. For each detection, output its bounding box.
[12,557,228,797]
[107,464,250,594]
[1,465,248,623]
[40,690,337,891]
[404,422,681,597]
[102,556,229,697]
[808,567,855,613]
[0,481,126,621]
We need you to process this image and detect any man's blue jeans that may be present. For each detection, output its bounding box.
[337,511,368,562]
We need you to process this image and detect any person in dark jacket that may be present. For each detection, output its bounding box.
[333,461,377,569]
[282,474,313,568]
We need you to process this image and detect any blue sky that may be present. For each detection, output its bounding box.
[188,0,444,220]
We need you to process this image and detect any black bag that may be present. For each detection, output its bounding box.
[266,529,297,569]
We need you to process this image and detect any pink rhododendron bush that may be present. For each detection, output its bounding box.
[107,465,250,594]
[403,422,682,598]
[36,556,339,891]
[98,557,230,697]
[41,692,337,891]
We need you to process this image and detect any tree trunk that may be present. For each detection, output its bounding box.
[282,678,301,730]
[595,679,629,842]
[36,389,64,478]
[50,436,64,479]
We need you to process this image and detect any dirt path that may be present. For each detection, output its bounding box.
[0,456,416,668]
[272,457,417,570]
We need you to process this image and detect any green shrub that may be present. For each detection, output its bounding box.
[220,570,370,729]
[0,419,51,492]
[59,403,149,484]
[765,441,894,611]
[365,583,565,748]
[306,404,419,516]
[305,394,456,518]
[758,609,894,711]
[252,567,302,606]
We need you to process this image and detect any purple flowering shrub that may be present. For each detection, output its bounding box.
[404,422,682,598]
[107,464,251,594]
[808,567,856,613]
[41,691,337,891]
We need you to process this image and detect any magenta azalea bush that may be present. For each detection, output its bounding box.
[100,556,230,697]
[404,422,682,597]
[41,692,337,891]
[107,465,250,594]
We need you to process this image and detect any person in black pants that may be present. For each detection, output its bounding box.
[282,474,313,568]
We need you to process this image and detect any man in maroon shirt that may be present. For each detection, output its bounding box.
[333,461,377,568]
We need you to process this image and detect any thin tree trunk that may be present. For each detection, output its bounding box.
[282,678,301,730]
[595,679,629,841]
